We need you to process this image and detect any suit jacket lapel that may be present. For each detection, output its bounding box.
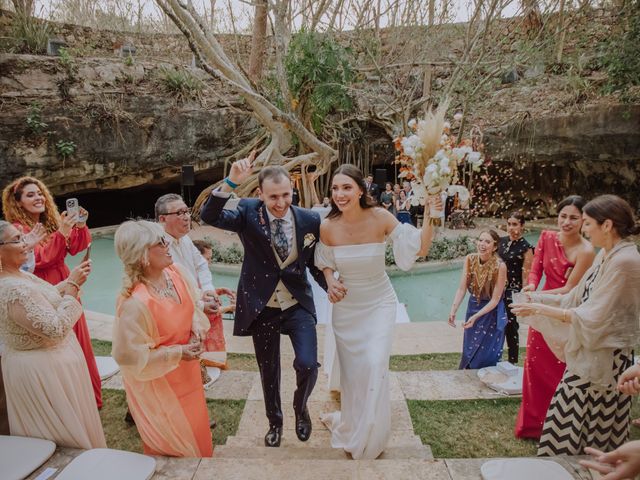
[290,207,306,269]
[257,203,279,266]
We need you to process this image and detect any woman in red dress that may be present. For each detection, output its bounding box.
[2,177,102,409]
[514,195,594,439]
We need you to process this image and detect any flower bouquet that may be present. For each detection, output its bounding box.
[394,102,484,226]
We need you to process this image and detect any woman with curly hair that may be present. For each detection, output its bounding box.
[112,220,212,457]
[1,177,101,409]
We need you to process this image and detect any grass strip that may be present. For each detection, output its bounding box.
[100,389,245,452]
[408,398,640,458]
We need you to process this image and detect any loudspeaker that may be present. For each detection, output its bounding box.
[374,168,387,187]
[181,165,195,186]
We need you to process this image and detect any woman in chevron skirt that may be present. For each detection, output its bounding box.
[511,195,640,456]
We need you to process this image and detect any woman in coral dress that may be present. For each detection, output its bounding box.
[2,177,102,409]
[514,196,595,439]
[113,220,212,457]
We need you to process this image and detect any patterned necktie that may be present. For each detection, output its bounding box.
[272,219,290,261]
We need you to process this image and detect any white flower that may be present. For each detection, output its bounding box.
[443,121,451,130]
[454,112,463,121]
[426,163,438,174]
[401,135,422,159]
[467,151,482,166]
[408,119,417,129]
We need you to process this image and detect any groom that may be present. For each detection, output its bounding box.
[200,153,326,447]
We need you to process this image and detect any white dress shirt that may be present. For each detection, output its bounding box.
[167,233,215,292]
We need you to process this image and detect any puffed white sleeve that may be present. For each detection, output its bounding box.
[388,223,422,271]
[314,242,336,271]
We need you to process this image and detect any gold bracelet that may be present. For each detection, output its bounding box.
[66,280,81,291]
[562,309,568,323]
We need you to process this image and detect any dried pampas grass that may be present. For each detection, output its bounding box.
[415,99,450,175]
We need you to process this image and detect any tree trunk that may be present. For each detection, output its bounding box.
[248,0,268,84]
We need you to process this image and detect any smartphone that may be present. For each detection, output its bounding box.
[81,244,91,263]
[66,198,79,218]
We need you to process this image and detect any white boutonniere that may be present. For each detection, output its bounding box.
[303,233,316,249]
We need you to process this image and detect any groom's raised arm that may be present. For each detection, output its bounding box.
[201,151,256,232]
[200,192,245,233]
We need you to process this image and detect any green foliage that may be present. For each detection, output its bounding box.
[55,139,76,159]
[10,11,49,54]
[157,66,204,101]
[123,54,134,67]
[58,47,77,77]
[601,0,640,100]
[385,236,476,266]
[284,29,353,134]
[203,238,245,264]
[26,102,48,134]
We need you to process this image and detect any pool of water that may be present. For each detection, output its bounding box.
[67,232,540,321]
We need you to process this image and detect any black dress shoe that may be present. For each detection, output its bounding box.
[124,408,135,426]
[264,425,282,447]
[295,408,312,442]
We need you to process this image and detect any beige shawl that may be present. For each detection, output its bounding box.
[521,241,640,390]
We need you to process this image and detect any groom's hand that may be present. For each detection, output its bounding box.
[228,149,257,186]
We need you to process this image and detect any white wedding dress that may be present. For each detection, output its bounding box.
[314,223,422,459]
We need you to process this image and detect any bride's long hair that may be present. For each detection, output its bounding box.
[327,164,376,219]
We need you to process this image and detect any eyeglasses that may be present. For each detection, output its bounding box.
[162,208,192,217]
[0,236,26,246]
[152,237,169,248]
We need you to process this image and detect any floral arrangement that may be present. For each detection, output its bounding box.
[393,102,484,224]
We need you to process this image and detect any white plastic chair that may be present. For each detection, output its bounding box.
[0,435,56,480]
[95,356,120,382]
[481,458,574,480]
[56,448,156,480]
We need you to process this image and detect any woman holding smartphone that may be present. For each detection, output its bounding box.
[1,177,101,409]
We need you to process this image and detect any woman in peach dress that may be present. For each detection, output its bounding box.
[112,220,212,457]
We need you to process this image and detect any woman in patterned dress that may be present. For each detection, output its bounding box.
[511,195,640,456]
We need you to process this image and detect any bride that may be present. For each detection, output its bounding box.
[315,165,440,459]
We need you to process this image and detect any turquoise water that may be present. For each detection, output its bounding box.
[67,232,540,321]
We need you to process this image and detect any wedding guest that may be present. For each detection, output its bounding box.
[0,221,106,449]
[156,193,234,372]
[580,441,640,480]
[514,195,595,440]
[112,220,212,457]
[380,183,395,214]
[449,230,507,369]
[497,211,533,364]
[192,239,236,370]
[511,194,640,456]
[291,180,300,206]
[2,177,102,409]
[395,190,412,224]
[364,174,380,203]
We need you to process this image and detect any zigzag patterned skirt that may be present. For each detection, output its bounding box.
[537,349,633,456]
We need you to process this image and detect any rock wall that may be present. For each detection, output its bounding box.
[0,53,259,195]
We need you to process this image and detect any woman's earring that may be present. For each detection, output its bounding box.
[0,257,3,273]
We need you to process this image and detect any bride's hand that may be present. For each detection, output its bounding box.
[447,313,456,328]
[327,277,347,303]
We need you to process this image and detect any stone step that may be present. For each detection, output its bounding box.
[193,458,451,479]
[214,444,433,461]
[224,430,425,449]
[236,399,415,437]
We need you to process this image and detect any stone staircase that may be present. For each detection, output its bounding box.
[206,365,441,478]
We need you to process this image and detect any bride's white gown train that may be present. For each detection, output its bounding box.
[314,223,421,459]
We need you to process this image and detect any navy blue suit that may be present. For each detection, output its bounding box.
[201,193,326,427]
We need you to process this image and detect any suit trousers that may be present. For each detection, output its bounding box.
[503,292,520,364]
[252,304,319,427]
